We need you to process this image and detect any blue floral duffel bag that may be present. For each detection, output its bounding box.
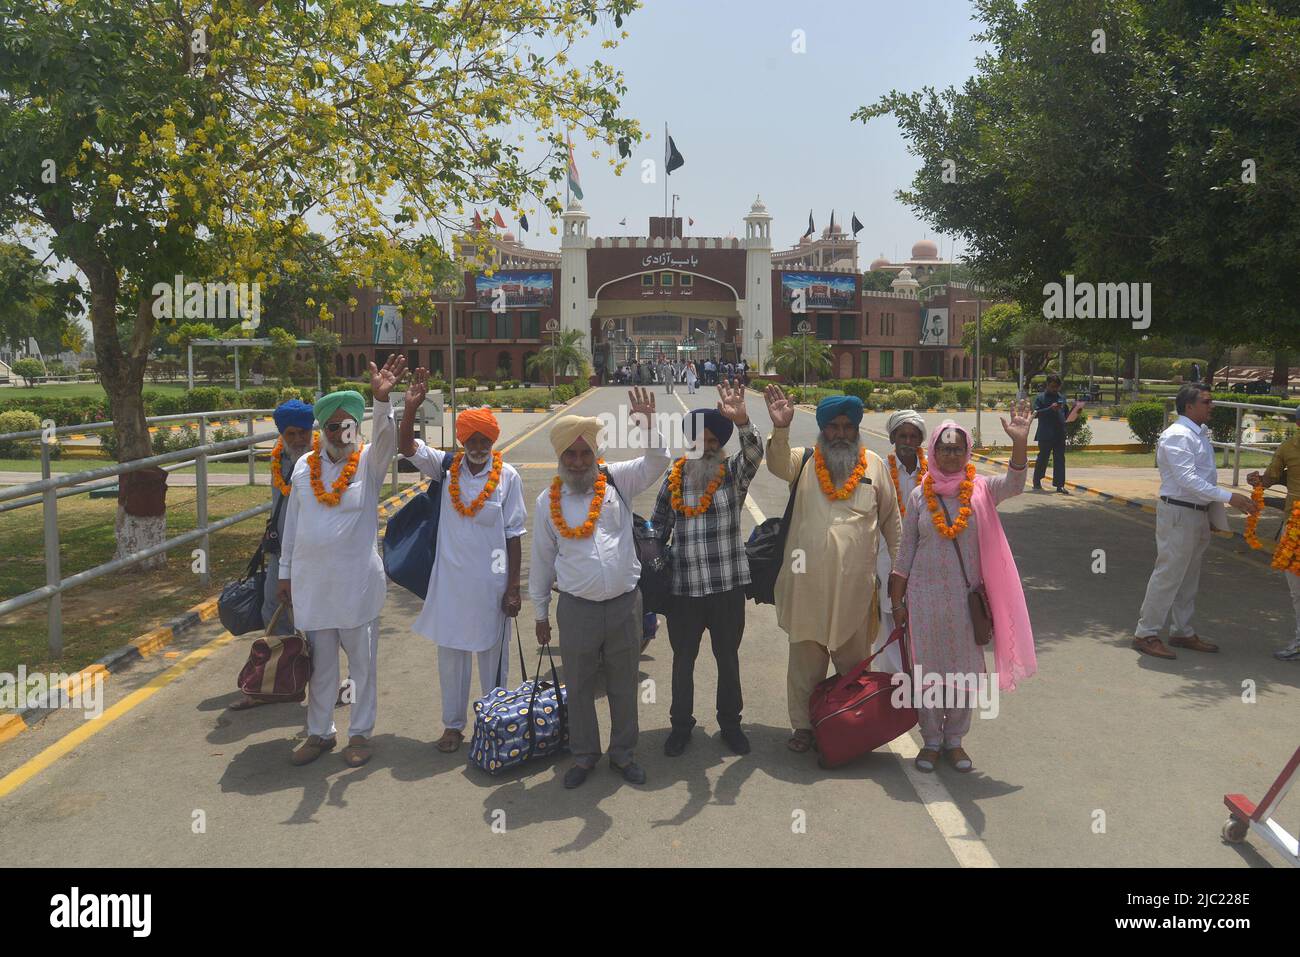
[469,641,569,774]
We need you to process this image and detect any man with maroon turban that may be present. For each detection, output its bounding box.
[398,368,527,753]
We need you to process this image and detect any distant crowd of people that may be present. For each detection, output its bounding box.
[612,357,749,392]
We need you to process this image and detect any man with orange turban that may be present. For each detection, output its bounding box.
[398,369,527,753]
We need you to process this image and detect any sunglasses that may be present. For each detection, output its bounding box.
[324,422,348,433]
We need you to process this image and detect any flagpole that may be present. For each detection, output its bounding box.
[565,129,570,209]
[663,122,668,219]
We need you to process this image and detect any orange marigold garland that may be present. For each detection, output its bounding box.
[271,438,297,496]
[449,450,503,518]
[888,450,927,516]
[308,432,363,506]
[1243,483,1266,549]
[668,457,726,517]
[1271,499,1300,576]
[814,446,869,500]
[550,468,608,539]
[924,462,976,539]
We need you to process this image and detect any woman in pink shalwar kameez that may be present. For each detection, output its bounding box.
[889,403,1038,774]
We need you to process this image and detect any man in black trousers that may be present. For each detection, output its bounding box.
[649,384,764,756]
[1032,374,1083,493]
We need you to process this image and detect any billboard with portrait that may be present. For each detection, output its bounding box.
[373,304,402,344]
[919,307,949,346]
[781,272,855,311]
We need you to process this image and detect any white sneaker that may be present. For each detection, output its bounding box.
[1274,639,1300,661]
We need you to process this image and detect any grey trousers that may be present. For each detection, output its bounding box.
[557,588,641,767]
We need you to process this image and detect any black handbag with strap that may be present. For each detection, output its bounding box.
[601,467,673,614]
[938,497,994,646]
[744,448,814,605]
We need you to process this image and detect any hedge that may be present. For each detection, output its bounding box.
[909,376,943,389]
[1127,402,1166,449]
[838,379,875,402]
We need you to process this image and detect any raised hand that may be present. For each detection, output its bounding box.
[370,353,408,402]
[716,380,750,425]
[764,383,794,429]
[405,367,429,413]
[1000,397,1033,447]
[627,386,655,424]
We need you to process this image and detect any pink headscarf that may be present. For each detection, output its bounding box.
[927,420,1036,692]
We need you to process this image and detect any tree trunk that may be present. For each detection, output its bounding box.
[1272,348,1289,396]
[89,277,168,571]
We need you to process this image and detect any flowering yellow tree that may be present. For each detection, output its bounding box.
[0,0,641,560]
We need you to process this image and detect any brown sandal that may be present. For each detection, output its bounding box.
[787,729,815,753]
[435,729,464,753]
[291,734,336,766]
[342,735,372,767]
[915,747,940,773]
[944,746,973,772]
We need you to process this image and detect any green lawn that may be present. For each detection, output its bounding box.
[1,380,199,401]
[0,456,268,475]
[0,485,269,675]
[1015,448,1276,469]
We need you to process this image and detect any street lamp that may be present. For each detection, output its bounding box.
[545,317,560,400]
[954,298,983,447]
[795,319,812,388]
[754,329,764,378]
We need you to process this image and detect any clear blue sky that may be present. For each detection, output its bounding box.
[526,0,991,262]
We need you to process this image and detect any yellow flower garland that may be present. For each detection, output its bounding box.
[888,450,927,516]
[308,433,363,506]
[923,462,976,539]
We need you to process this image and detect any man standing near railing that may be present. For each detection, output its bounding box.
[1247,408,1300,661]
[1133,383,1259,660]
[229,398,314,712]
[277,355,406,766]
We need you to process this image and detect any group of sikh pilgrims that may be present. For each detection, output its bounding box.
[245,353,1040,782]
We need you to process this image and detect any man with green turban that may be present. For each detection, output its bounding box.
[277,355,407,768]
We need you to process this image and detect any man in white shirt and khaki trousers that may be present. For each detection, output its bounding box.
[530,389,669,789]
[1134,383,1259,660]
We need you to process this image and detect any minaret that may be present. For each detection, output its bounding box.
[743,195,773,362]
[560,199,591,348]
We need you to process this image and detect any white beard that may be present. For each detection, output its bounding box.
[684,449,724,488]
[818,436,860,486]
[284,445,308,466]
[562,462,599,494]
[465,450,491,467]
[323,436,358,461]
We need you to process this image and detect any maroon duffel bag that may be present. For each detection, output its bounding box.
[237,605,312,702]
[810,627,918,768]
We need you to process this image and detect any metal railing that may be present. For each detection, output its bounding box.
[0,404,428,657]
[1163,398,1296,487]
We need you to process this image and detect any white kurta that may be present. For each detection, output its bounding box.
[875,454,924,672]
[405,440,528,652]
[278,400,395,632]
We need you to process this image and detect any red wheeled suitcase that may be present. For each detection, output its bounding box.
[809,627,918,768]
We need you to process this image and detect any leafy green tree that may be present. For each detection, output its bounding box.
[861,269,895,292]
[1,0,641,560]
[11,357,44,386]
[765,335,832,384]
[527,328,589,380]
[0,242,83,355]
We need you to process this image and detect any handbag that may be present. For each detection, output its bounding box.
[236,604,313,702]
[218,543,268,636]
[744,449,814,604]
[602,468,673,615]
[938,497,993,646]
[468,620,570,774]
[382,450,455,599]
[809,626,918,768]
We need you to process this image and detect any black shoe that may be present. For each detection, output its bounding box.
[720,726,751,755]
[1032,483,1045,491]
[563,764,592,789]
[664,726,692,757]
[1055,487,1070,495]
[611,760,646,785]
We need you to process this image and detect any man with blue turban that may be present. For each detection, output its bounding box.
[230,397,315,712]
[276,355,407,768]
[762,386,901,755]
[649,382,765,757]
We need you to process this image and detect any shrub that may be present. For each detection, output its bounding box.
[185,386,225,412]
[909,376,943,389]
[955,385,974,407]
[1127,402,1167,449]
[278,386,315,404]
[331,382,373,402]
[11,357,45,386]
[151,395,186,417]
[839,378,875,402]
[487,389,551,408]
[1140,357,1174,380]
[553,384,576,403]
[241,387,280,409]
[0,410,47,458]
[920,387,943,408]
[889,388,921,410]
[454,377,478,391]
[212,425,244,444]
[1065,410,1091,449]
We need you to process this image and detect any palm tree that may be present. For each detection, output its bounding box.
[765,334,832,384]
[526,328,590,381]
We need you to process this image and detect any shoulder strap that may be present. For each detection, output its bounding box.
[601,465,627,509]
[781,448,815,528]
[936,496,973,590]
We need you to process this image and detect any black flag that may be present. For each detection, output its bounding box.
[520,213,529,233]
[802,211,814,238]
[851,213,863,236]
[666,136,685,174]
[619,217,627,226]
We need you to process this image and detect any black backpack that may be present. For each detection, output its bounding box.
[744,449,814,605]
[602,467,673,615]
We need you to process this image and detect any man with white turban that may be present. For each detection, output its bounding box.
[875,409,928,672]
[529,388,669,789]
[398,369,527,753]
[277,354,406,768]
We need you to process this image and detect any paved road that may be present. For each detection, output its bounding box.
[0,386,1295,867]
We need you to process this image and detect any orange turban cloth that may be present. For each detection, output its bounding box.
[456,407,500,444]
